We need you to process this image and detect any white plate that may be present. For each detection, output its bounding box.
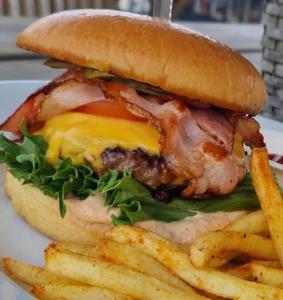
[0,81,49,300]
[0,81,51,265]
[0,81,283,298]
[262,129,283,171]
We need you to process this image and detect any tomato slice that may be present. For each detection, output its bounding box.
[74,100,146,122]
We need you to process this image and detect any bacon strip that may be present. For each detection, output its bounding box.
[0,91,45,134]
[191,108,233,152]
[37,80,105,121]
[0,71,105,134]
[110,84,239,195]
[235,116,265,148]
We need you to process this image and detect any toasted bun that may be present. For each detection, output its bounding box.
[5,171,245,245]
[17,9,265,115]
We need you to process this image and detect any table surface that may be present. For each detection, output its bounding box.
[0,17,263,80]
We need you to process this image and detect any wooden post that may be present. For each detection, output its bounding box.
[152,0,173,21]
[38,0,51,15]
[242,0,251,22]
[9,0,20,16]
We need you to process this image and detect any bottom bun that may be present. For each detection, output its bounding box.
[4,171,111,246]
[4,171,245,245]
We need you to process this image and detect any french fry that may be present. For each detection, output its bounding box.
[96,239,192,292]
[225,210,268,234]
[207,210,269,267]
[49,242,98,257]
[52,240,194,292]
[32,284,133,300]
[45,246,208,300]
[249,264,283,288]
[2,257,76,286]
[207,251,239,268]
[181,210,269,268]
[179,244,191,252]
[107,225,283,300]
[251,147,283,266]
[251,260,281,268]
[190,231,277,268]
[224,263,253,280]
[227,263,283,288]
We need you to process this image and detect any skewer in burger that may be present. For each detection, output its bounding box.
[0,10,266,245]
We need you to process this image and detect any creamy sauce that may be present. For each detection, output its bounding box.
[66,194,121,224]
[137,211,245,244]
[67,193,246,244]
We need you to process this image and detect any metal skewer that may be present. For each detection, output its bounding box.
[152,0,173,22]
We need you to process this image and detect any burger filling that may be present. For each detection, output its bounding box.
[0,63,265,226]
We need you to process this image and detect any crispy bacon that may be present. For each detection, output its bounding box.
[37,80,105,121]
[0,70,104,134]
[0,70,264,196]
[0,92,45,135]
[191,109,233,152]
[235,117,265,148]
[227,112,265,149]
[106,84,240,195]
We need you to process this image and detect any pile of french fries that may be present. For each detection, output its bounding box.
[3,147,283,300]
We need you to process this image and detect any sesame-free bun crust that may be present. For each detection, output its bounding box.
[17,10,265,115]
[4,171,111,246]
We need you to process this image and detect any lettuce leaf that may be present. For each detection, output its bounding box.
[97,170,260,225]
[0,126,261,224]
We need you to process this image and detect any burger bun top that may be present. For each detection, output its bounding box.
[17,9,266,115]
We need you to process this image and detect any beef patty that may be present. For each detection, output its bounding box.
[101,147,175,189]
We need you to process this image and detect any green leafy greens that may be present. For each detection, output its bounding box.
[96,170,260,225]
[0,126,261,225]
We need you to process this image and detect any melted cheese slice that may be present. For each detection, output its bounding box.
[40,112,160,171]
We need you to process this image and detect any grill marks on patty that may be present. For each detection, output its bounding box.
[101,147,175,189]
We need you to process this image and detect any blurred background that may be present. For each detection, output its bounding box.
[0,0,265,78]
[0,0,282,120]
[0,0,265,23]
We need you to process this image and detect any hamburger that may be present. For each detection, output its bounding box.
[0,10,266,245]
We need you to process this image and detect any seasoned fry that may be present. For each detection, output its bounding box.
[251,260,281,268]
[250,264,283,288]
[32,284,133,300]
[107,225,283,300]
[181,210,269,268]
[227,263,283,288]
[251,147,283,266]
[49,242,98,257]
[207,210,269,267]
[2,257,76,286]
[224,263,253,280]
[225,210,268,234]
[190,231,277,268]
[45,246,208,300]
[206,251,239,268]
[96,239,192,292]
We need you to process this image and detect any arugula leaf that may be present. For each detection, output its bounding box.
[0,127,263,224]
[97,171,261,225]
